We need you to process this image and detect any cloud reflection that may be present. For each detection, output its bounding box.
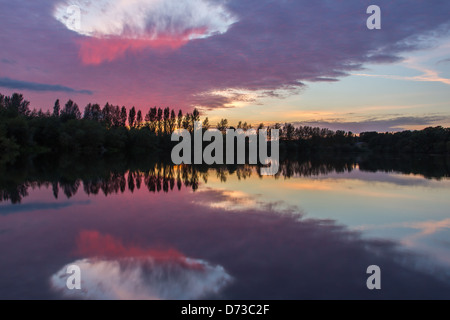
[50,231,232,300]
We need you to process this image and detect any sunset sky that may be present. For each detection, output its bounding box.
[1,0,449,132]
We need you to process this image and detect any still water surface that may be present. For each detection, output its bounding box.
[1,157,450,299]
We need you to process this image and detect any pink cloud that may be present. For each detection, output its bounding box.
[78,28,208,65]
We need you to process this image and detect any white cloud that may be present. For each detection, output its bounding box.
[54,0,237,41]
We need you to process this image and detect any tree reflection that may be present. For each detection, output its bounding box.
[1,155,449,204]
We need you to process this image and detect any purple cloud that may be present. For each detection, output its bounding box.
[0,0,449,111]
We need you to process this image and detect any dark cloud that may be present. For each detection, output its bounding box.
[364,54,404,64]
[308,78,340,83]
[1,58,16,65]
[437,58,450,64]
[0,77,93,94]
[293,115,450,133]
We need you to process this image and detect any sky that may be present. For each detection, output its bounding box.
[0,0,450,132]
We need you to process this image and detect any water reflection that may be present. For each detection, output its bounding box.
[1,155,449,204]
[1,155,450,299]
[2,185,450,299]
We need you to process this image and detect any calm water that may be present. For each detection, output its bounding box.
[1,156,450,299]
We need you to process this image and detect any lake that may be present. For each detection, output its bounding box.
[1,155,450,299]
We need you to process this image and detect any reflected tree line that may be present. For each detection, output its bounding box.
[1,155,449,204]
[1,164,207,204]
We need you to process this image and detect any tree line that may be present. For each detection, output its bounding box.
[1,92,450,164]
[1,92,204,133]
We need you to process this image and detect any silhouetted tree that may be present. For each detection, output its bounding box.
[257,123,265,134]
[83,103,102,122]
[183,113,191,131]
[163,107,170,133]
[136,110,143,128]
[129,107,136,128]
[3,93,30,117]
[169,109,176,133]
[177,110,183,129]
[284,123,295,140]
[203,117,210,130]
[157,108,163,133]
[120,106,127,127]
[83,103,92,120]
[192,108,200,129]
[0,94,5,111]
[145,107,157,132]
[111,105,121,127]
[91,104,101,122]
[61,99,81,121]
[102,103,113,128]
[53,99,60,117]
[14,93,30,116]
[217,119,228,133]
